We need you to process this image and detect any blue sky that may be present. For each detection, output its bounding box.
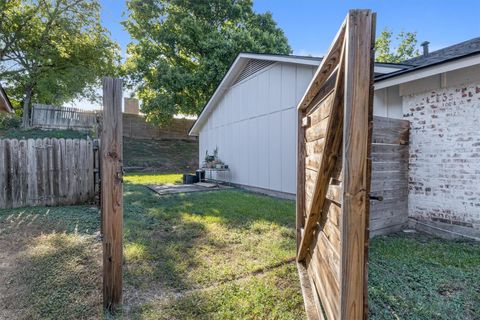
[101,0,480,58]
[82,0,478,110]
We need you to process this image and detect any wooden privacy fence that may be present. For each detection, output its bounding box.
[0,138,98,209]
[31,104,99,131]
[296,10,375,320]
[370,116,409,236]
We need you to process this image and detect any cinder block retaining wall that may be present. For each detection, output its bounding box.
[123,114,196,141]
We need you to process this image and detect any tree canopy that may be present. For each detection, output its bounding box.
[375,28,420,63]
[123,0,291,124]
[0,0,120,125]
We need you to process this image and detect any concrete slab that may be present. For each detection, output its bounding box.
[147,183,232,196]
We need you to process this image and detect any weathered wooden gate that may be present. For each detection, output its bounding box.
[296,10,375,319]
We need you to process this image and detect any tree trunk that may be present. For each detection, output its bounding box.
[22,85,33,128]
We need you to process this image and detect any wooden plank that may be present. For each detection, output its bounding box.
[86,139,94,200]
[306,74,337,115]
[47,138,55,205]
[297,110,307,246]
[72,139,80,203]
[10,139,21,208]
[371,144,408,154]
[372,160,408,172]
[372,116,409,128]
[370,178,408,191]
[5,140,14,208]
[326,183,342,205]
[65,139,74,205]
[102,77,124,312]
[59,139,67,204]
[18,140,28,208]
[27,139,37,206]
[307,264,327,320]
[297,33,346,262]
[297,262,322,320]
[305,116,329,142]
[339,10,375,320]
[302,116,311,128]
[306,139,325,157]
[372,130,409,145]
[307,248,340,319]
[308,92,334,126]
[52,139,60,205]
[369,214,408,231]
[78,139,85,201]
[311,226,341,279]
[298,20,346,111]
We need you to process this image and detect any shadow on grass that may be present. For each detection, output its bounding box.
[368,232,480,320]
[122,184,299,314]
[0,206,102,319]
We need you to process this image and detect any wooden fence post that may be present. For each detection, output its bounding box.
[101,77,123,312]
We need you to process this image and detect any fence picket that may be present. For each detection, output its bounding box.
[19,140,27,207]
[10,140,20,208]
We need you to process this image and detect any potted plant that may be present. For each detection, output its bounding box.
[203,147,226,169]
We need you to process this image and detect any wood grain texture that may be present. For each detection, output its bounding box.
[297,34,346,262]
[101,77,124,312]
[297,10,377,320]
[0,138,96,209]
[298,21,346,111]
[297,110,307,247]
[339,10,375,320]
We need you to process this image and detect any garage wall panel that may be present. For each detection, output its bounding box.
[198,62,317,195]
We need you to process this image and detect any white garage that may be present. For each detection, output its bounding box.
[189,53,404,198]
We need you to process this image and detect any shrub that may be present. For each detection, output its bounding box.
[0,113,21,130]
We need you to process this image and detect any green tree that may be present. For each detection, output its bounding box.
[123,0,291,124]
[375,28,420,63]
[0,0,120,126]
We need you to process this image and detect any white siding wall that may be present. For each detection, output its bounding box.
[373,85,403,119]
[198,62,316,194]
[198,61,408,195]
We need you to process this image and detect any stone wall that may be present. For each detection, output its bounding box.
[403,81,480,231]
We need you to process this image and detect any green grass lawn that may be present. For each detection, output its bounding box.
[0,173,478,319]
[369,233,480,319]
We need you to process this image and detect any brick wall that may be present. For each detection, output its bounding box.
[403,81,480,231]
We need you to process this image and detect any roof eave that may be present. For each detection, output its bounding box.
[189,53,328,136]
[375,52,480,90]
[188,53,411,136]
